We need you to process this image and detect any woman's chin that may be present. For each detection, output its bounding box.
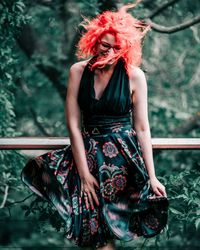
[95,55,118,69]
[107,59,116,65]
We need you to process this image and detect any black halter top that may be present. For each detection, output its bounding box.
[78,58,133,125]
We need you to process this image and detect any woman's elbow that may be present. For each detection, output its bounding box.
[67,123,80,134]
[134,121,150,134]
[67,120,81,136]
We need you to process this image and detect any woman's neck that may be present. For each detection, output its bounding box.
[95,60,118,74]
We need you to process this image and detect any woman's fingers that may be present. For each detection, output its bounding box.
[81,175,100,209]
[150,177,167,198]
[153,186,167,197]
[90,177,100,206]
[83,191,96,210]
[91,190,99,206]
[87,192,94,209]
[84,193,90,210]
[158,186,167,197]
[84,189,99,209]
[153,188,163,197]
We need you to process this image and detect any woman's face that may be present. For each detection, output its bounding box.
[96,33,121,65]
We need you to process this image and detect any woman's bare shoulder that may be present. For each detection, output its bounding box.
[70,59,90,76]
[129,65,146,81]
[128,65,147,92]
[67,60,90,90]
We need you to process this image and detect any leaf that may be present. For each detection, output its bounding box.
[25,210,30,217]
[174,194,188,200]
[195,218,200,230]
[15,1,25,13]
[193,176,200,189]
[21,205,29,210]
[5,72,12,80]
[169,207,183,215]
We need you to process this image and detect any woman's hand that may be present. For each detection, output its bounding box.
[80,172,100,210]
[149,176,167,198]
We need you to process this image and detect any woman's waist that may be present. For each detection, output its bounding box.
[81,113,132,135]
[82,113,132,125]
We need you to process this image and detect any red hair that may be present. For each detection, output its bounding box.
[76,0,151,76]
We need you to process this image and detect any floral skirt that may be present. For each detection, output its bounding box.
[21,121,169,248]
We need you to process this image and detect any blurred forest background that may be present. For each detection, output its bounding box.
[0,0,200,249]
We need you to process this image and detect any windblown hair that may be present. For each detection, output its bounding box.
[76,0,151,76]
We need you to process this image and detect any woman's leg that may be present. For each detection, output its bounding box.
[96,240,116,250]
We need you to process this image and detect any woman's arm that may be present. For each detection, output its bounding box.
[129,66,167,197]
[65,62,99,208]
[66,63,89,177]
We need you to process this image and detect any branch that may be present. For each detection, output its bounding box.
[16,24,66,100]
[58,0,79,65]
[0,185,9,208]
[146,0,181,19]
[27,0,54,9]
[36,64,66,100]
[146,15,200,33]
[29,107,51,136]
[15,78,55,136]
[4,194,34,208]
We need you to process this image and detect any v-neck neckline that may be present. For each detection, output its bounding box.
[91,60,119,102]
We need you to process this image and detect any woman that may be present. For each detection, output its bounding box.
[21,2,169,250]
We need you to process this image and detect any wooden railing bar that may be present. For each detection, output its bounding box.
[0,137,200,150]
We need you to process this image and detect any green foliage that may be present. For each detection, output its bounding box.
[0,0,29,193]
[0,0,29,136]
[166,168,200,248]
[0,0,31,245]
[21,196,65,232]
[0,0,200,249]
[0,89,15,136]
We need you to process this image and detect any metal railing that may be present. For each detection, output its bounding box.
[0,137,200,149]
